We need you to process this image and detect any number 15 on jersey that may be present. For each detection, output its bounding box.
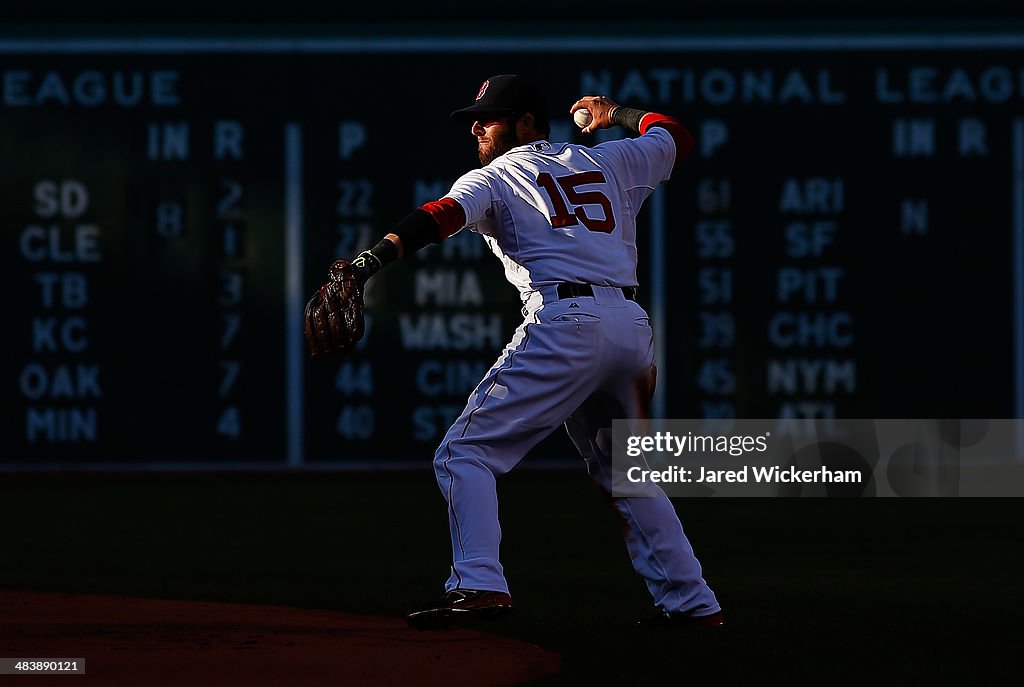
[536,171,616,234]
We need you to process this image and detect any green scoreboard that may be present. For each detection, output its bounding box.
[3,35,1022,466]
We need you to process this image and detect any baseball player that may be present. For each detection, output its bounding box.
[323,75,722,629]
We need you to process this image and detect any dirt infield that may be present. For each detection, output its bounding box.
[0,591,560,686]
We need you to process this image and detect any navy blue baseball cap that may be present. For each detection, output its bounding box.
[450,75,549,127]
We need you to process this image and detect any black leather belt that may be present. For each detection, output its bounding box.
[556,283,636,301]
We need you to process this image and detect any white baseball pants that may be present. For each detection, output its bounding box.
[433,285,720,616]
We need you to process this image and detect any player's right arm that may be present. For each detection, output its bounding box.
[570,95,695,190]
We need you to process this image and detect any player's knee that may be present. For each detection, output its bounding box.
[433,442,492,477]
[432,444,465,478]
[432,447,449,475]
[433,446,470,473]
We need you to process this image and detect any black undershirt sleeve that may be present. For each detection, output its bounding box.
[391,208,444,254]
[351,209,442,284]
[611,106,648,134]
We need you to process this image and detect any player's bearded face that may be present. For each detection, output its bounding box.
[474,118,520,166]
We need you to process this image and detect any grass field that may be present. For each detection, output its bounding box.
[0,471,1019,684]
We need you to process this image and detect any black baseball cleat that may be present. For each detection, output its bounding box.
[406,589,513,630]
[638,609,726,628]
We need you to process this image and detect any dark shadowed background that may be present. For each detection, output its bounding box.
[1,2,1022,683]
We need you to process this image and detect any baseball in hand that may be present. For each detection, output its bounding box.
[573,108,593,129]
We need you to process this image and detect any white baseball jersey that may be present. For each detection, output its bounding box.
[444,127,678,301]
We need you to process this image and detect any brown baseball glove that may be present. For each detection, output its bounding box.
[304,259,365,359]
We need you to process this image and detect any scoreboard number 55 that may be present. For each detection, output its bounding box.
[536,171,616,233]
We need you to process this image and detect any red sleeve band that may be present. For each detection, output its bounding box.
[639,113,695,169]
[420,197,467,241]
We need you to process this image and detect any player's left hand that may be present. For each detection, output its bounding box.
[570,95,621,134]
[304,259,365,360]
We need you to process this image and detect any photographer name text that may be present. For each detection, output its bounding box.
[626,465,863,484]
